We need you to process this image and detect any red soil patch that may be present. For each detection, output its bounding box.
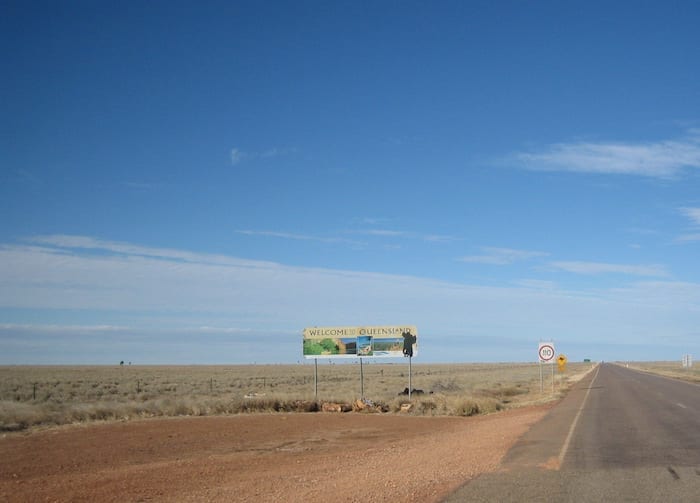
[0,406,550,502]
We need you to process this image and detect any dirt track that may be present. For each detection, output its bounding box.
[0,405,551,502]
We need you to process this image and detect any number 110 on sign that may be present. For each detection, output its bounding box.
[538,342,555,363]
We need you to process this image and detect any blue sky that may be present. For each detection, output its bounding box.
[2,1,700,364]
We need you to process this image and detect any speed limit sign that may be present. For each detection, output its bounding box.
[538,342,555,363]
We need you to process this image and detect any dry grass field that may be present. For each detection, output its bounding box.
[624,360,699,383]
[0,361,593,432]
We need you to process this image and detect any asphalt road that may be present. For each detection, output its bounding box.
[444,364,700,502]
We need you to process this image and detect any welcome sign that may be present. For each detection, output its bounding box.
[302,325,417,359]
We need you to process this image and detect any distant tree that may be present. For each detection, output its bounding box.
[120,361,124,366]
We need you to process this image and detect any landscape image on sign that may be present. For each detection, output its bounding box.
[357,336,373,356]
[371,337,404,356]
[303,337,357,356]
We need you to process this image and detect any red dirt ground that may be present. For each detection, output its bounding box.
[0,405,551,502]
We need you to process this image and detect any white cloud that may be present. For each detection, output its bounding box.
[607,281,700,311]
[423,234,459,243]
[677,234,700,242]
[549,261,668,277]
[230,146,295,165]
[459,247,548,265]
[26,235,278,268]
[236,230,363,246]
[0,323,129,334]
[680,207,700,226]
[1,235,699,363]
[361,229,407,237]
[238,228,458,245]
[514,132,700,178]
[358,217,390,225]
[230,148,244,165]
[514,279,558,290]
[675,207,700,242]
[260,147,279,158]
[16,169,41,184]
[367,229,459,243]
[123,181,159,191]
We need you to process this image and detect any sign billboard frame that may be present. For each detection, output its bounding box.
[302,325,417,359]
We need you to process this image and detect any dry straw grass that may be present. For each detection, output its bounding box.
[0,362,593,431]
[624,361,699,383]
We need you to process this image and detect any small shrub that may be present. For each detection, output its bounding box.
[416,398,438,414]
[431,378,462,392]
[451,398,480,417]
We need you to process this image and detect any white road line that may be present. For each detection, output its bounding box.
[558,364,600,466]
[676,403,687,409]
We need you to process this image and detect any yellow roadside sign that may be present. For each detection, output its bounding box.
[557,354,567,372]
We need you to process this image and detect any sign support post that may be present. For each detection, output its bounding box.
[551,360,555,393]
[538,342,556,394]
[360,358,364,399]
[314,358,318,400]
[408,356,412,400]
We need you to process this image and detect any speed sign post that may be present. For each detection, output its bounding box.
[538,342,556,393]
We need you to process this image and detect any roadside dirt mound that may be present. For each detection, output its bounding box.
[0,405,551,502]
